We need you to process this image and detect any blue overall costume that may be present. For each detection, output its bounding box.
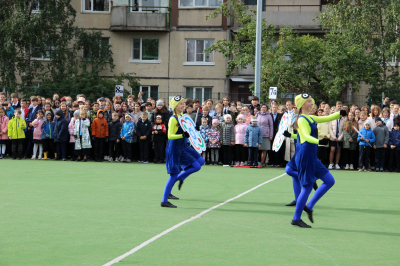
[162,115,205,204]
[293,115,335,221]
[285,142,301,201]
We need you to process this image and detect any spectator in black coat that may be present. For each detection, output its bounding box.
[249,96,261,115]
[53,110,69,160]
[136,112,152,163]
[108,112,122,161]
[151,100,170,128]
[269,103,284,166]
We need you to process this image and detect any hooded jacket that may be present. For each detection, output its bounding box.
[199,124,210,142]
[41,111,55,139]
[357,127,375,147]
[207,126,220,148]
[32,117,44,140]
[245,123,263,147]
[256,111,273,138]
[388,129,400,150]
[120,120,135,143]
[68,118,76,143]
[108,119,122,142]
[92,110,109,138]
[53,110,69,142]
[234,122,247,145]
[220,121,235,146]
[0,115,9,140]
[73,118,92,150]
[373,122,389,148]
[8,116,26,139]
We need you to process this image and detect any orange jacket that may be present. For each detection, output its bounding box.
[91,110,109,138]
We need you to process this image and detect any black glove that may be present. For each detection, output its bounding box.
[319,138,329,146]
[283,130,291,138]
[182,131,190,138]
[340,110,347,116]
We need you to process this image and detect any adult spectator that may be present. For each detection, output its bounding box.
[256,104,273,167]
[382,97,390,109]
[206,99,215,117]
[249,96,260,115]
[269,102,284,167]
[10,93,21,109]
[151,100,170,127]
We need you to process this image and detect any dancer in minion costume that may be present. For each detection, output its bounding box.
[291,93,346,228]
[284,99,319,207]
[161,96,205,208]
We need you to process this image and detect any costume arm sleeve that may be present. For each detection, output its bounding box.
[168,117,183,140]
[311,112,341,123]
[298,117,319,144]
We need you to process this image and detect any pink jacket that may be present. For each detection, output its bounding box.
[244,113,252,125]
[234,122,247,145]
[68,118,76,143]
[32,118,44,140]
[0,115,9,140]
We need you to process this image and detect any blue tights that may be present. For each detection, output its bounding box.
[293,172,335,221]
[285,165,301,201]
[162,157,204,203]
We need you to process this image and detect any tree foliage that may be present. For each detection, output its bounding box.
[318,0,400,98]
[0,0,139,99]
[205,0,381,101]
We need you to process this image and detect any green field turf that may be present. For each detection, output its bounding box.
[1,160,399,266]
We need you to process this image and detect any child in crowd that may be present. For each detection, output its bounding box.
[234,114,248,166]
[243,106,252,125]
[68,110,79,161]
[244,116,262,168]
[88,102,99,122]
[208,119,221,165]
[317,107,330,165]
[32,110,44,159]
[220,114,235,167]
[120,113,134,162]
[381,107,393,131]
[108,112,122,162]
[53,109,69,161]
[212,104,224,126]
[0,108,9,158]
[357,120,375,172]
[388,121,400,172]
[137,112,152,163]
[152,115,167,164]
[8,109,26,159]
[41,111,55,160]
[199,118,210,162]
[91,110,109,162]
[73,110,92,162]
[373,117,389,172]
[2,102,15,119]
[196,106,212,130]
[342,112,358,170]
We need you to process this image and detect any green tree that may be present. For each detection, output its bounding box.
[318,0,400,100]
[0,0,139,99]
[206,0,380,102]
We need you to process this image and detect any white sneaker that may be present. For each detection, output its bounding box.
[143,161,148,164]
[223,165,230,167]
[120,157,124,162]
[104,156,107,160]
[115,158,119,162]
[258,162,261,166]
[345,164,349,170]
[350,164,354,170]
[235,162,240,166]
[109,157,113,162]
[31,155,36,160]
[328,164,333,170]
[38,155,42,160]
[240,162,245,166]
[335,164,341,170]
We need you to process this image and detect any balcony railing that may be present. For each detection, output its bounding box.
[110,6,170,31]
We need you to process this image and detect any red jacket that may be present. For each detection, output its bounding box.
[91,110,109,138]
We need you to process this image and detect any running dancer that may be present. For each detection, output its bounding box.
[291,94,346,228]
[161,96,205,208]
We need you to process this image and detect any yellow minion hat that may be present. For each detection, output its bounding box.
[170,95,185,111]
[295,93,315,110]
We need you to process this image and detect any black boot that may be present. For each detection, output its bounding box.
[304,205,314,223]
[161,202,177,208]
[291,219,311,228]
[285,200,297,206]
[168,194,179,200]
[313,181,318,191]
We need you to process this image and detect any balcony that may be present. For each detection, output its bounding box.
[110,6,170,31]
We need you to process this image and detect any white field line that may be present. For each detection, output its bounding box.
[102,173,286,266]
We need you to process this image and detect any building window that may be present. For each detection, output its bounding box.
[130,0,161,12]
[140,86,159,100]
[186,39,214,64]
[185,87,212,104]
[83,0,110,12]
[32,0,40,12]
[31,41,56,60]
[82,38,109,60]
[180,0,222,7]
[132,38,159,61]
[242,0,266,11]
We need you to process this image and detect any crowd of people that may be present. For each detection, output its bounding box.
[1,91,399,172]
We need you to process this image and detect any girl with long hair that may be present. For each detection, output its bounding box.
[342,112,358,170]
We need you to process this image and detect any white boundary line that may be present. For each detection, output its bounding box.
[103,173,286,266]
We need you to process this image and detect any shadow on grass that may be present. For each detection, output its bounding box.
[183,199,400,216]
[315,227,400,237]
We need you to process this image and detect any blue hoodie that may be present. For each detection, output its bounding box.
[53,111,69,143]
[357,127,375,146]
[120,120,135,143]
[244,123,263,147]
[41,111,55,139]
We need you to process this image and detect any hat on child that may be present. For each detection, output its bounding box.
[374,117,382,122]
[156,100,164,106]
[156,115,162,119]
[125,113,132,118]
[395,121,400,127]
[251,118,258,122]
[237,114,245,121]
[74,110,80,116]
[364,120,371,126]
[212,119,218,124]
[169,95,185,111]
[55,110,63,117]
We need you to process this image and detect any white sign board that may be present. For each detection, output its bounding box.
[269,87,277,99]
[115,85,124,96]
